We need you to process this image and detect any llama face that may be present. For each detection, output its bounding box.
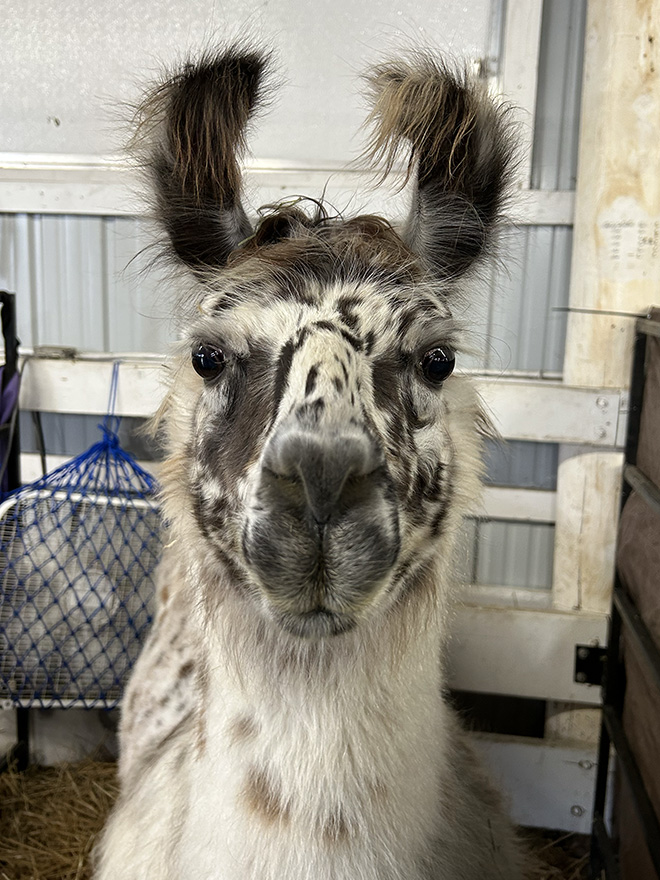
[182,234,460,636]
[140,47,513,637]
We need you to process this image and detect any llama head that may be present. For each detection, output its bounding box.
[143,46,514,638]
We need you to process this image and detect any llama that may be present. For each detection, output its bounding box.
[95,46,528,880]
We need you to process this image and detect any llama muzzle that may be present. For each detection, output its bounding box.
[242,416,400,636]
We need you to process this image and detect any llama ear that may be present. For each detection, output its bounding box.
[362,54,515,280]
[134,47,271,273]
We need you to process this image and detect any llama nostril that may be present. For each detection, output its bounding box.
[263,428,381,524]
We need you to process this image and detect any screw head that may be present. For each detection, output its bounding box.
[571,805,585,817]
[578,647,590,660]
[576,672,587,683]
[596,397,609,409]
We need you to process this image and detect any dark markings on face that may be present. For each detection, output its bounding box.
[190,477,214,541]
[195,345,275,498]
[305,364,319,397]
[406,461,445,525]
[397,307,420,339]
[424,462,445,503]
[296,398,325,426]
[313,319,340,334]
[338,327,363,352]
[401,386,429,431]
[430,501,449,538]
[371,354,402,417]
[211,289,241,312]
[337,295,362,332]
[364,330,376,356]
[332,376,343,393]
[310,319,364,352]
[272,339,296,416]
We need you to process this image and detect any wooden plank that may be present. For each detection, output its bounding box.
[562,1,660,389]
[447,604,608,704]
[19,356,164,418]
[477,378,623,446]
[471,733,599,833]
[500,0,544,189]
[553,1,660,615]
[552,450,624,614]
[481,487,555,523]
[0,156,574,224]
[17,357,626,447]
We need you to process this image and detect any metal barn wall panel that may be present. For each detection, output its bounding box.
[0,214,172,353]
[531,0,587,190]
[470,225,572,375]
[485,440,558,491]
[455,516,555,593]
[474,521,555,591]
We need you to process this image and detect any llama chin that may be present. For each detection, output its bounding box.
[94,44,530,880]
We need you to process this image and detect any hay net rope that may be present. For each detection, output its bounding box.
[0,363,161,708]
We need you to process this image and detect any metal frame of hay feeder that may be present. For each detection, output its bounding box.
[0,362,161,710]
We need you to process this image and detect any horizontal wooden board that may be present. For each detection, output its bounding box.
[472,733,599,833]
[448,604,608,704]
[0,157,575,225]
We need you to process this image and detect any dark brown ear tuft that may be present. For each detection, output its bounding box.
[134,45,272,273]
[362,53,516,280]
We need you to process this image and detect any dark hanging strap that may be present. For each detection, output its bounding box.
[0,291,19,387]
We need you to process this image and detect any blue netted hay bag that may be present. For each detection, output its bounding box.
[0,423,161,708]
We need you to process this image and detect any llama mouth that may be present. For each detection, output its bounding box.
[275,606,357,638]
[242,508,399,615]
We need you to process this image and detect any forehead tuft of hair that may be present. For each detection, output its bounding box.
[227,201,422,288]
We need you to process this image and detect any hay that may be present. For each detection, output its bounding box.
[0,760,119,880]
[524,828,590,880]
[0,761,589,880]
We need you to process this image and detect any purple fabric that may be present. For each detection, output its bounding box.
[0,367,20,494]
[0,368,20,424]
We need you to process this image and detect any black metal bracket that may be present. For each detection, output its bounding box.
[575,644,607,686]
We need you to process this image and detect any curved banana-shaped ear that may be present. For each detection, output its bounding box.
[134,47,271,274]
[362,54,515,280]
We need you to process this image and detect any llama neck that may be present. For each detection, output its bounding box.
[179,565,454,880]
[198,573,450,767]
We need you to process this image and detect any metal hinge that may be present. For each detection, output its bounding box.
[574,644,607,686]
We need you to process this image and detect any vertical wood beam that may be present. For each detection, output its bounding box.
[500,0,544,189]
[554,0,660,614]
[563,0,660,386]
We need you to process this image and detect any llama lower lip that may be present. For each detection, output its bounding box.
[277,607,356,638]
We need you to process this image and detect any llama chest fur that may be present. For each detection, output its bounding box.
[177,627,447,880]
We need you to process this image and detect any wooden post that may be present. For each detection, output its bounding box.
[553,0,660,615]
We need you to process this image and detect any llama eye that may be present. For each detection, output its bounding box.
[192,344,226,379]
[420,346,455,384]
